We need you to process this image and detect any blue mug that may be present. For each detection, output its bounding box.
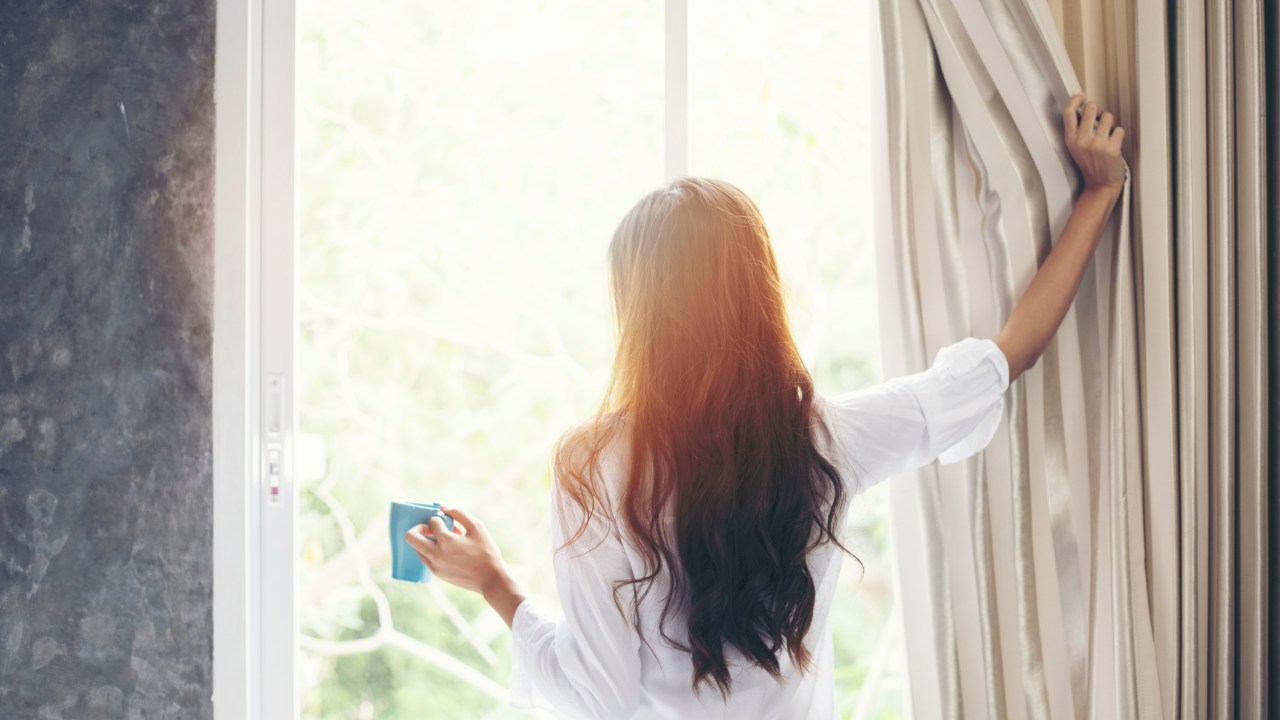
[389,500,456,583]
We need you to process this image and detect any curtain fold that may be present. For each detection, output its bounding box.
[1268,1,1280,715]
[872,0,1269,717]
[1168,1,1269,716]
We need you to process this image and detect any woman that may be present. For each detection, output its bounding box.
[406,94,1126,719]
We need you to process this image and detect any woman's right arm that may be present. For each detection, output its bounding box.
[993,93,1127,381]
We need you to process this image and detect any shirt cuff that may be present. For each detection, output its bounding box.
[508,598,542,710]
[928,338,1009,465]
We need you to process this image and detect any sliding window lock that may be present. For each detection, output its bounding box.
[265,373,286,506]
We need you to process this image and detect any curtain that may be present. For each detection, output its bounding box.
[870,0,1270,717]
[1269,3,1280,716]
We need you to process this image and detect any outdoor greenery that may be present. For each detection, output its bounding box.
[296,1,901,718]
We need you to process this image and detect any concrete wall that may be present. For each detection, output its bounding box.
[0,1,215,717]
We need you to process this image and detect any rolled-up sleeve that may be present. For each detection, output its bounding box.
[509,482,643,719]
[823,338,1010,486]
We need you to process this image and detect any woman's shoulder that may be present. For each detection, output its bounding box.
[555,413,633,506]
[557,412,630,468]
[551,414,636,548]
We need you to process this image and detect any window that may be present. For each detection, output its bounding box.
[685,6,902,718]
[287,1,899,717]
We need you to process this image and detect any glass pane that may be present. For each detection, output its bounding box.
[296,2,662,717]
[689,1,903,716]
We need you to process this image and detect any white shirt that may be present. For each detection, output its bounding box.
[510,338,1010,719]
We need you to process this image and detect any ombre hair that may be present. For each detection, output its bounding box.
[554,177,853,697]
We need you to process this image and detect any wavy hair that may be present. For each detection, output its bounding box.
[554,177,853,697]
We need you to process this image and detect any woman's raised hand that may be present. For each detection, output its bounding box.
[1062,93,1126,193]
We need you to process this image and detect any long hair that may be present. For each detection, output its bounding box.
[554,177,853,697]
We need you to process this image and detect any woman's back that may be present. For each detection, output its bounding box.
[510,338,1009,719]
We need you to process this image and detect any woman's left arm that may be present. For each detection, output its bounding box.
[994,94,1126,380]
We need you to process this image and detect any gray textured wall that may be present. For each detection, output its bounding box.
[0,1,215,718]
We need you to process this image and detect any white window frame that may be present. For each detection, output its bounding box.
[212,2,688,717]
[213,3,919,717]
[213,2,920,716]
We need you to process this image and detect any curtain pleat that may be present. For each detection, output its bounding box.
[1173,1,1270,717]
[1205,3,1237,717]
[1170,2,1211,717]
[1230,3,1268,718]
[873,0,1269,717]
[1267,3,1280,718]
[1125,4,1179,719]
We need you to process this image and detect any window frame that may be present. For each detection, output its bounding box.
[212,1,920,716]
[213,2,689,717]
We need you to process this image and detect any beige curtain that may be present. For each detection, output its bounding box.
[871,0,1269,717]
[1269,5,1280,717]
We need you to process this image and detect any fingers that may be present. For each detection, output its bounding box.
[1096,111,1114,138]
[404,525,439,554]
[1064,95,1126,152]
[1078,101,1099,140]
[427,516,456,544]
[1109,126,1126,151]
[1062,93,1084,138]
[439,505,482,535]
